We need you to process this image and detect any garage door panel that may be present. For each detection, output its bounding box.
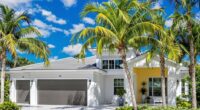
[16,80,30,104]
[38,80,87,105]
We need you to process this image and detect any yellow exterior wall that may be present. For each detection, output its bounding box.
[133,67,168,103]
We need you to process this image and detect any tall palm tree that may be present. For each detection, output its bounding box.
[170,0,200,108]
[72,0,163,109]
[130,15,182,106]
[0,5,49,103]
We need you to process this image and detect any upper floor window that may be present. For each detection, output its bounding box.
[115,60,123,69]
[102,60,108,69]
[102,60,123,69]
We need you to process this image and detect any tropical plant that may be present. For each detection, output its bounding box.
[0,5,50,103]
[72,0,163,109]
[0,101,20,110]
[170,0,200,108]
[6,57,34,68]
[116,88,126,98]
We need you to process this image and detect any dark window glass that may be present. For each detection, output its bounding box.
[181,79,185,95]
[109,60,114,69]
[148,78,167,97]
[115,60,123,69]
[114,79,124,95]
[102,60,108,69]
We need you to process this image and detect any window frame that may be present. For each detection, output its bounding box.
[181,79,185,95]
[114,79,124,95]
[148,77,167,97]
[102,59,123,70]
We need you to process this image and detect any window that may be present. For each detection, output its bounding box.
[102,60,108,69]
[102,60,123,69]
[181,79,185,95]
[115,60,123,69]
[149,78,167,96]
[114,79,124,95]
[109,60,115,69]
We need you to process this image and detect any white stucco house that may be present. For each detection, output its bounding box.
[8,49,189,107]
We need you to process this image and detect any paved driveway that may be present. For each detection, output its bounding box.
[21,105,118,110]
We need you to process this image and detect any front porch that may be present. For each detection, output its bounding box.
[133,67,168,105]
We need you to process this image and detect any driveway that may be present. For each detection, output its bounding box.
[21,105,118,110]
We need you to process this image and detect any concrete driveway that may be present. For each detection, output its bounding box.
[21,105,118,110]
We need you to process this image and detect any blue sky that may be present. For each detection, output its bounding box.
[0,0,199,63]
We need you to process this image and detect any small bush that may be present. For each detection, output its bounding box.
[176,96,191,108]
[0,101,20,110]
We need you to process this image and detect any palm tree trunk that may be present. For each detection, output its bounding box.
[119,48,137,110]
[160,52,166,106]
[0,49,6,103]
[13,56,17,68]
[189,39,197,109]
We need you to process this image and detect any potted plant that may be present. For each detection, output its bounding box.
[116,88,126,106]
[146,96,151,103]
[140,82,147,103]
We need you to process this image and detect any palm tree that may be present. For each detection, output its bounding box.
[170,0,200,108]
[0,5,49,103]
[130,14,182,106]
[72,1,163,109]
[6,57,34,68]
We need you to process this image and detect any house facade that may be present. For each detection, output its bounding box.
[9,49,189,106]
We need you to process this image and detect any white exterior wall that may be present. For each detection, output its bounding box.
[9,70,103,107]
[104,75,124,104]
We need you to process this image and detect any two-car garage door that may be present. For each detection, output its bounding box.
[16,79,87,106]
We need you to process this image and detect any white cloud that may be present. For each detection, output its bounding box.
[32,19,64,37]
[39,7,66,25]
[0,0,32,8]
[64,30,70,36]
[33,19,48,29]
[69,23,85,34]
[152,2,161,9]
[38,28,51,37]
[48,44,55,49]
[195,11,200,21]
[62,43,82,55]
[152,0,163,9]
[83,17,95,25]
[61,0,77,8]
[165,19,173,28]
[49,56,58,61]
[16,49,25,54]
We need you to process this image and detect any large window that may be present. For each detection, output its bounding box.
[102,60,123,69]
[114,79,124,95]
[149,78,167,96]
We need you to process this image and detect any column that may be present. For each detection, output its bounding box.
[10,79,16,102]
[30,79,37,105]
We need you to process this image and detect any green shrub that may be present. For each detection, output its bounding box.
[0,101,20,110]
[5,77,10,101]
[116,106,193,110]
[176,96,191,108]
